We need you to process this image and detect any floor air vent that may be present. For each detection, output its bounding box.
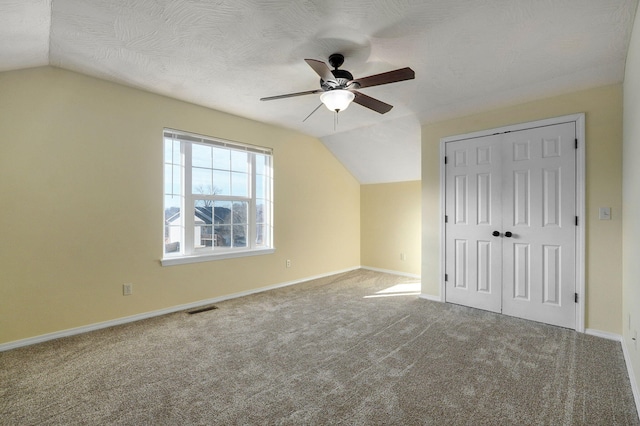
[187,305,219,315]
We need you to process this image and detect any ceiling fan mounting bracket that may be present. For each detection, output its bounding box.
[328,53,345,69]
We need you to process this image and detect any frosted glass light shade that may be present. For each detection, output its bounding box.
[320,89,355,112]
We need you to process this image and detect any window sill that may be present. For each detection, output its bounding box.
[161,248,275,266]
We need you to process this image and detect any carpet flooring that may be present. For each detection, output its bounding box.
[1,269,638,425]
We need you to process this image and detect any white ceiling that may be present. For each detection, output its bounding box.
[1,0,638,183]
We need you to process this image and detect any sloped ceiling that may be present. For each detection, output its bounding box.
[1,0,638,183]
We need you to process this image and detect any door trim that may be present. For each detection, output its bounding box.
[439,113,586,332]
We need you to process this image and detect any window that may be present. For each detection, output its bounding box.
[163,129,273,266]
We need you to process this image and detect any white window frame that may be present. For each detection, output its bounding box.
[162,129,274,266]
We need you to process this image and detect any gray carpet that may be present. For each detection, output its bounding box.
[1,269,638,425]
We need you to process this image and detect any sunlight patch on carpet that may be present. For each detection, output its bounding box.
[364,281,421,298]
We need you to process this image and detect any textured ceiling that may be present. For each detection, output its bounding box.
[1,0,638,183]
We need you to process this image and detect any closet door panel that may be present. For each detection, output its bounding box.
[445,136,502,313]
[501,123,576,329]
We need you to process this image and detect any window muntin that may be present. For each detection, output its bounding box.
[163,129,273,264]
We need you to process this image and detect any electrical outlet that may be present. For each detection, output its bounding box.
[123,283,133,296]
[400,253,406,261]
[286,259,291,268]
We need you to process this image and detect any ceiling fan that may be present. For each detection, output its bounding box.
[260,53,415,121]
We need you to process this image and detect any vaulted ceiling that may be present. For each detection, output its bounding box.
[1,0,638,183]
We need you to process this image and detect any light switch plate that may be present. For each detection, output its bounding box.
[599,207,611,220]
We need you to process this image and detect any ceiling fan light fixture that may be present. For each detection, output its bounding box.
[320,89,355,112]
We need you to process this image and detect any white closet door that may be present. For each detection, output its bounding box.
[501,122,576,328]
[444,134,503,313]
[444,122,577,329]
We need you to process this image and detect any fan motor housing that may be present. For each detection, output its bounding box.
[321,69,354,90]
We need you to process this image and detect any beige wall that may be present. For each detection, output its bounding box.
[623,7,640,403]
[421,84,623,334]
[0,65,629,347]
[361,181,421,276]
[0,67,361,345]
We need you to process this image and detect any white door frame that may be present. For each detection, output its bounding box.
[439,113,586,332]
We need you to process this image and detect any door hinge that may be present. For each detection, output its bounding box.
[575,138,578,149]
[445,215,448,223]
[575,216,578,226]
[575,293,578,303]
[444,156,448,164]
[445,274,448,282]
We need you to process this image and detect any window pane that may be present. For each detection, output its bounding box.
[193,201,213,231]
[194,225,204,248]
[164,139,173,162]
[232,201,248,224]
[213,147,230,170]
[164,164,174,194]
[164,195,182,254]
[256,199,265,224]
[213,170,231,195]
[164,226,181,253]
[164,137,183,211]
[213,201,232,224]
[192,143,212,168]
[193,200,213,251]
[231,151,248,173]
[256,175,264,199]
[165,195,181,212]
[231,172,248,197]
[171,165,181,195]
[194,199,211,209]
[164,138,181,164]
[233,225,247,247]
[192,168,213,194]
[255,224,265,246]
[199,225,213,247]
[214,225,231,247]
[173,140,181,162]
[255,154,265,175]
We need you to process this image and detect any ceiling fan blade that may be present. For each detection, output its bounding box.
[348,67,415,89]
[260,89,323,101]
[304,59,337,83]
[352,91,393,114]
[302,103,324,122]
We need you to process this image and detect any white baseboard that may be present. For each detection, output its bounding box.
[419,293,442,302]
[0,266,360,352]
[622,337,640,420]
[585,328,623,342]
[360,266,420,279]
[586,329,639,418]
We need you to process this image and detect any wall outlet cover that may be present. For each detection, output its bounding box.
[123,283,133,296]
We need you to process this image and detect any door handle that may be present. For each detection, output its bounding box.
[504,231,513,238]
[492,231,501,237]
